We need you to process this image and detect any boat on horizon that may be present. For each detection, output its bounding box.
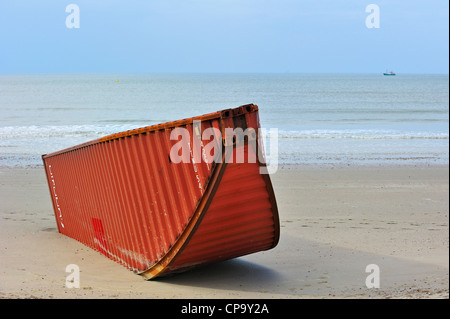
[383,70,396,76]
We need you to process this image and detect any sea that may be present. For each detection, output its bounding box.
[0,73,448,168]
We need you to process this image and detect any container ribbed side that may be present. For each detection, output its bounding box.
[162,144,278,275]
[43,119,220,272]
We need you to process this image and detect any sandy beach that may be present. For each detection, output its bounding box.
[0,164,448,299]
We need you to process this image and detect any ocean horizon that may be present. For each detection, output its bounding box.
[1,73,448,168]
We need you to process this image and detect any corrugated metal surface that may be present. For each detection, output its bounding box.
[42,104,279,279]
[158,151,278,275]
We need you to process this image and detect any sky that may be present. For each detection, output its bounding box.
[0,0,448,74]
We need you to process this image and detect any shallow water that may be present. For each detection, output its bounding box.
[0,73,448,167]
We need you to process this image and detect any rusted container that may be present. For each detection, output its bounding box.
[42,104,279,279]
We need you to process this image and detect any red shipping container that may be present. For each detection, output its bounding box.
[42,104,279,279]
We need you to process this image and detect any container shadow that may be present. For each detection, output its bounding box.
[149,234,449,298]
[152,258,283,293]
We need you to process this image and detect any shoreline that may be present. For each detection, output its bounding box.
[0,163,448,299]
[1,159,449,170]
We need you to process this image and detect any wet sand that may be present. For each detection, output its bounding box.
[0,164,448,299]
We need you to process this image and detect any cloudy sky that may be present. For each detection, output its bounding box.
[0,0,448,74]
